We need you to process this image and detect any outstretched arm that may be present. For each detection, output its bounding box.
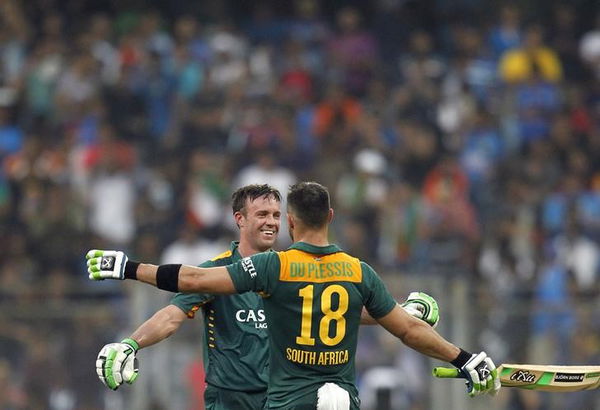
[377,305,500,397]
[376,305,458,361]
[135,262,236,294]
[86,250,236,294]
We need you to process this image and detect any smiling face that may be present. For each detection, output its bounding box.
[235,194,281,253]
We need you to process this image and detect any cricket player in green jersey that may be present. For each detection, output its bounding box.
[88,182,498,409]
[92,183,440,409]
[95,184,282,409]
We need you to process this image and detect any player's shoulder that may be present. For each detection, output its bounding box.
[211,249,233,261]
[358,259,377,274]
[338,250,362,264]
[201,249,234,267]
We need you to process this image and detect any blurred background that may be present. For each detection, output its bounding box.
[1,0,600,408]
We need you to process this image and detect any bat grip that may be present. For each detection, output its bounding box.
[432,367,463,378]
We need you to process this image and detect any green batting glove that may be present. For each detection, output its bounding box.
[86,249,128,280]
[96,338,139,390]
[459,351,501,397]
[401,291,440,328]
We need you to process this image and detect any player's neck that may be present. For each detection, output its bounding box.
[237,241,269,258]
[293,228,330,247]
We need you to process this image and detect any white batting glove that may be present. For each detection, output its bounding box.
[460,351,501,397]
[96,338,139,390]
[86,249,128,280]
[401,291,440,328]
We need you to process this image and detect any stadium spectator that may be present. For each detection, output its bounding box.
[499,23,563,84]
[580,12,600,81]
[328,6,378,96]
[378,180,433,269]
[184,149,229,231]
[488,3,523,60]
[312,82,362,143]
[398,30,446,87]
[161,225,227,266]
[549,3,583,82]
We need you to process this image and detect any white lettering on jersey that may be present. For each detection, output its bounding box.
[235,309,266,322]
[241,257,257,278]
[235,309,268,329]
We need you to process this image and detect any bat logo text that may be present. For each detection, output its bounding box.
[510,370,536,383]
[554,373,584,383]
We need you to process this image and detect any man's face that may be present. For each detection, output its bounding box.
[237,195,281,252]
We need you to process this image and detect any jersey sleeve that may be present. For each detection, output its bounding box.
[360,261,397,319]
[170,260,215,317]
[226,251,280,295]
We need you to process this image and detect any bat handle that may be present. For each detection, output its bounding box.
[432,367,463,379]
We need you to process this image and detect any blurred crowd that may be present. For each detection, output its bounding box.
[1,0,600,408]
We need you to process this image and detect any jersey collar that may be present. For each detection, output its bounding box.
[230,241,241,260]
[287,241,342,255]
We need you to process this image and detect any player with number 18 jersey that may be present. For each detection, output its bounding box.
[227,241,397,409]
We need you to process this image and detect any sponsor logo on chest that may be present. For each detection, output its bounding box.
[235,309,267,328]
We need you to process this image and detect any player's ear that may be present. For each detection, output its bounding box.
[327,208,334,223]
[234,211,244,228]
[287,213,294,229]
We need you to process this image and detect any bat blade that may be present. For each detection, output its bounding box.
[433,364,600,392]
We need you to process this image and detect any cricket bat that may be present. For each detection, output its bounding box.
[433,364,600,392]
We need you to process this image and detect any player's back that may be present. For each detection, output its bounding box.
[262,242,396,409]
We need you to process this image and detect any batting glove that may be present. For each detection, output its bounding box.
[401,291,440,328]
[458,351,500,397]
[96,338,139,390]
[86,249,128,280]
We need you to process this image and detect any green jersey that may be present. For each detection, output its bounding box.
[171,242,269,392]
[227,242,397,409]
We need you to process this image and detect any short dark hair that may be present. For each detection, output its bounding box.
[231,184,282,214]
[287,182,330,228]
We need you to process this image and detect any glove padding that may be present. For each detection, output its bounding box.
[96,338,139,390]
[401,291,440,328]
[460,351,500,397]
[87,249,128,280]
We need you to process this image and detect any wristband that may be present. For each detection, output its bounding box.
[156,264,182,292]
[451,348,473,368]
[124,261,140,280]
[121,338,140,351]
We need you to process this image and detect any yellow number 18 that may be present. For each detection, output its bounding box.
[295,284,349,346]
